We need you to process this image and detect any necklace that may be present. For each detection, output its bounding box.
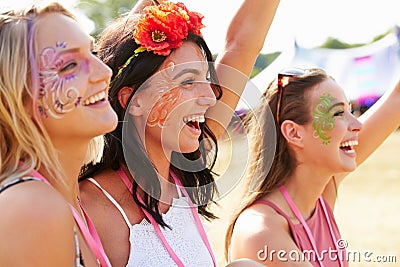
[118,168,216,267]
[279,185,344,267]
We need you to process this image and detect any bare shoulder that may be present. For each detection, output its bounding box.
[0,179,72,222]
[79,176,100,205]
[79,170,120,215]
[230,202,309,266]
[0,180,75,266]
[79,171,116,214]
[79,175,109,228]
[79,169,116,204]
[230,203,287,259]
[79,170,136,266]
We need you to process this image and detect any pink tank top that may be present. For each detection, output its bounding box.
[256,197,348,267]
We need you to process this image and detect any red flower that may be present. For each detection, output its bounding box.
[176,2,204,35]
[133,1,204,56]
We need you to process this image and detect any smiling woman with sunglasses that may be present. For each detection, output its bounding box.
[225,68,400,266]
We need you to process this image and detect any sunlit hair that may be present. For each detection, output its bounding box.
[224,68,331,259]
[83,135,105,165]
[80,9,223,227]
[0,2,85,187]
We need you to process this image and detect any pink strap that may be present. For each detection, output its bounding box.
[279,185,325,267]
[319,198,344,266]
[70,206,110,267]
[138,195,185,266]
[27,169,50,184]
[254,199,297,229]
[169,171,217,266]
[279,185,345,267]
[118,168,216,267]
[29,169,110,267]
[117,169,184,266]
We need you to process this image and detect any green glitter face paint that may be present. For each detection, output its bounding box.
[312,92,335,145]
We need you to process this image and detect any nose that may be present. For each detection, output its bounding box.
[89,56,112,84]
[349,114,362,133]
[196,82,216,107]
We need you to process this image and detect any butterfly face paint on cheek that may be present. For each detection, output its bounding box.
[147,61,183,128]
[38,43,85,118]
[312,92,335,145]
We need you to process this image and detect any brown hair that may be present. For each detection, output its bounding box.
[224,68,331,259]
[80,12,222,227]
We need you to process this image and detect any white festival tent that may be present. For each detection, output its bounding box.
[238,30,400,113]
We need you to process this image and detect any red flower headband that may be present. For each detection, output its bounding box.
[116,1,204,78]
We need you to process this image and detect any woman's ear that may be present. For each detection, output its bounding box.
[117,86,134,109]
[280,120,305,148]
[118,86,144,117]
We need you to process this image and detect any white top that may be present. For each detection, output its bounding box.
[88,178,214,267]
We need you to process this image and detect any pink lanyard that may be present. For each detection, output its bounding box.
[29,169,110,267]
[117,168,216,267]
[279,186,343,267]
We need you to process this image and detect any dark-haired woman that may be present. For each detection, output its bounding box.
[79,0,279,266]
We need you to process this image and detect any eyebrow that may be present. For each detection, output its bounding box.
[54,47,80,58]
[328,102,346,112]
[55,37,93,57]
[173,68,201,80]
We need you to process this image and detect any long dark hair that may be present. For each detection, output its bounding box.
[80,15,222,227]
[224,68,330,258]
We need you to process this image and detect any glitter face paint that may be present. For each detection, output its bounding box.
[38,43,87,118]
[146,60,183,128]
[312,92,335,145]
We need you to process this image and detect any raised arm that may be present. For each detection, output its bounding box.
[355,79,400,164]
[207,0,280,139]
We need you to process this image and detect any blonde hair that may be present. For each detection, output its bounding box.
[84,136,105,165]
[0,1,83,187]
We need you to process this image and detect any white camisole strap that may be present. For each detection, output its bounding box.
[87,178,182,226]
[87,178,132,227]
[176,183,183,198]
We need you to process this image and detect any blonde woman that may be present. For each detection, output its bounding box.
[0,2,118,266]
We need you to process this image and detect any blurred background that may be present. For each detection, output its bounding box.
[3,0,399,114]
[2,0,397,266]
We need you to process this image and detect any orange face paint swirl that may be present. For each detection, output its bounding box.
[147,87,182,128]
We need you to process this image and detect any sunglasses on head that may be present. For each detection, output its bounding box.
[276,68,306,125]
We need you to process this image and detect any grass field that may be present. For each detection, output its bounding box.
[205,130,400,267]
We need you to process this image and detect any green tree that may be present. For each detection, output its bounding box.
[251,52,280,78]
[249,27,396,77]
[319,28,393,49]
[77,0,138,38]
